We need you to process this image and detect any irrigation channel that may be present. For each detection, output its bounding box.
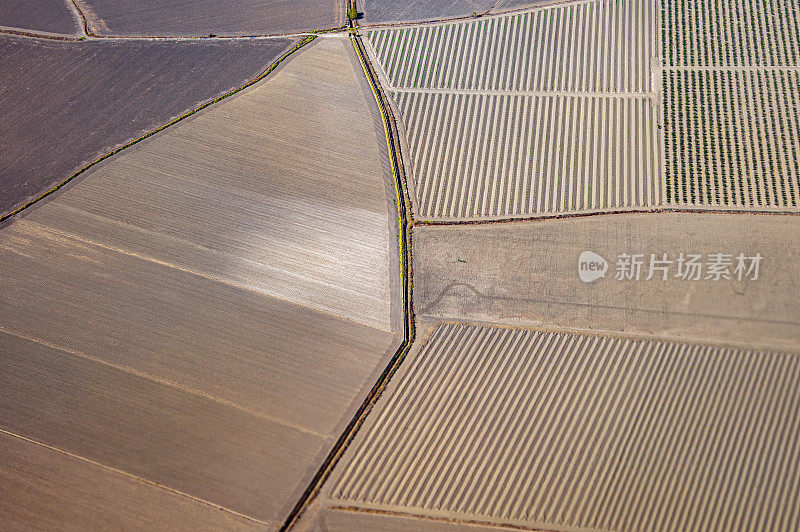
[279,31,417,531]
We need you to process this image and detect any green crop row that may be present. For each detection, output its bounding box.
[664,68,800,208]
[662,0,800,66]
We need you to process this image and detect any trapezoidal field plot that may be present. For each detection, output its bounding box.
[325,322,800,531]
[365,0,663,220]
[0,35,401,529]
[0,35,295,219]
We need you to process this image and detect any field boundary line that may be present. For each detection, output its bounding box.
[355,0,592,31]
[66,0,89,36]
[0,25,82,40]
[328,504,555,531]
[412,206,800,226]
[0,26,341,41]
[19,215,393,333]
[279,28,416,531]
[388,87,652,97]
[665,66,800,72]
[0,427,274,527]
[0,34,315,226]
[0,325,330,439]
[418,319,800,356]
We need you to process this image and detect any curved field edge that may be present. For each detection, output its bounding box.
[280,32,416,531]
[0,35,313,226]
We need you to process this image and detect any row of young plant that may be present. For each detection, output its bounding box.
[662,0,800,66]
[664,68,800,207]
[369,0,654,94]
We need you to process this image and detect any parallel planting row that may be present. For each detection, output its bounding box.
[332,323,800,531]
[664,68,800,208]
[366,0,663,220]
[395,91,663,218]
[369,0,657,93]
[662,0,800,66]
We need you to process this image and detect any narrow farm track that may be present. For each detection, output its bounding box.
[0,26,327,42]
[66,0,88,37]
[1,0,341,42]
[280,32,416,531]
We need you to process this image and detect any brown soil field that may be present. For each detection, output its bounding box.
[0,35,400,527]
[0,0,79,34]
[74,0,344,36]
[0,35,294,218]
[326,322,800,531]
[0,219,398,435]
[413,213,800,351]
[490,0,568,13]
[0,432,263,530]
[0,331,322,528]
[357,0,495,25]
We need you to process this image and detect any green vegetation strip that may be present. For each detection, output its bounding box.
[0,34,316,225]
[279,33,416,531]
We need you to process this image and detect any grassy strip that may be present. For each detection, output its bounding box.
[354,38,407,285]
[350,32,414,344]
[279,32,416,531]
[0,34,315,226]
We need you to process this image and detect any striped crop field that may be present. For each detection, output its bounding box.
[331,323,800,531]
[368,0,657,93]
[662,0,800,66]
[664,69,800,208]
[395,91,663,218]
[365,0,663,220]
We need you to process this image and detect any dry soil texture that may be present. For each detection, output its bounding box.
[0,0,78,34]
[0,35,400,528]
[0,35,294,218]
[327,322,800,531]
[357,0,495,25]
[365,0,663,220]
[490,0,565,13]
[0,431,263,531]
[413,213,800,351]
[75,0,344,36]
